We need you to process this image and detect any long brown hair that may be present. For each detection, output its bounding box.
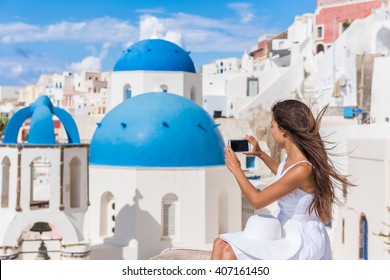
[271,99,352,224]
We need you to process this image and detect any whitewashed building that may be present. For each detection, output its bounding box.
[0,96,90,260]
[108,38,202,110]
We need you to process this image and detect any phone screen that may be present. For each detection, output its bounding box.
[229,140,249,152]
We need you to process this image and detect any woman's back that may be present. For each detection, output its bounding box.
[274,158,318,222]
[273,158,331,259]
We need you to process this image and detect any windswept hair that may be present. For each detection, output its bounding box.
[271,99,352,224]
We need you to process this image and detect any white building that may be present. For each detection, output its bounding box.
[108,38,202,110]
[236,6,390,259]
[0,39,248,260]
[17,71,108,116]
[0,86,22,119]
[202,14,315,119]
[315,6,390,111]
[87,91,241,260]
[0,96,90,260]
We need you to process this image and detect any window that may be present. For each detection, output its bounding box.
[213,111,222,118]
[123,84,132,100]
[69,157,81,208]
[246,156,255,169]
[1,157,11,208]
[161,194,178,239]
[317,26,324,39]
[247,78,258,97]
[342,218,345,244]
[30,157,51,210]
[100,192,115,237]
[190,86,196,102]
[316,44,325,54]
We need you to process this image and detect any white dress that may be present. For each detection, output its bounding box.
[227,158,331,260]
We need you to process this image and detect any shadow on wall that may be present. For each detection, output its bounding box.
[104,189,171,259]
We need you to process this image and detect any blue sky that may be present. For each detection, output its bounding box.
[0,0,316,86]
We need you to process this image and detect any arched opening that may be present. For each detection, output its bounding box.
[376,27,390,54]
[100,192,115,237]
[1,157,11,208]
[161,193,178,240]
[359,213,368,260]
[190,86,196,102]
[160,84,168,93]
[30,157,51,210]
[218,191,228,234]
[69,157,81,208]
[18,222,61,260]
[123,84,132,101]
[316,44,324,54]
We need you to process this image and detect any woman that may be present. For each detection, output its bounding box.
[211,99,352,260]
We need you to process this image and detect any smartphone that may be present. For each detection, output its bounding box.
[228,139,250,152]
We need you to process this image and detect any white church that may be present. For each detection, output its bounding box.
[0,38,246,260]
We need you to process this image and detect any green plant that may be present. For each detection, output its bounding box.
[342,21,351,29]
[374,206,390,249]
[0,117,9,137]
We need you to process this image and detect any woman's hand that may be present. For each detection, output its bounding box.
[244,135,263,157]
[225,146,242,174]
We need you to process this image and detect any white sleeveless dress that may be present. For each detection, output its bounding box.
[226,158,331,260]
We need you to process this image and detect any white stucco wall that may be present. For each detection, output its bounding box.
[88,165,241,260]
[109,71,202,110]
[371,56,390,123]
[0,145,90,252]
[331,136,390,260]
[315,9,390,109]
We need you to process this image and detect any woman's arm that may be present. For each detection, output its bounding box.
[244,135,279,174]
[225,146,311,209]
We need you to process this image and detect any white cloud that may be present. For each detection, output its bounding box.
[99,42,111,60]
[0,56,64,85]
[0,17,138,44]
[0,7,277,85]
[0,10,271,54]
[69,43,110,72]
[135,8,165,14]
[137,12,268,53]
[70,56,101,72]
[164,30,184,48]
[139,15,164,40]
[228,2,255,24]
[10,65,24,77]
[139,15,184,47]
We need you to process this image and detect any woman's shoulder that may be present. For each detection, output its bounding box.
[282,159,312,175]
[281,160,313,184]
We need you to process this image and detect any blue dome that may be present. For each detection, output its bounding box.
[3,96,80,145]
[113,39,196,73]
[90,92,225,167]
